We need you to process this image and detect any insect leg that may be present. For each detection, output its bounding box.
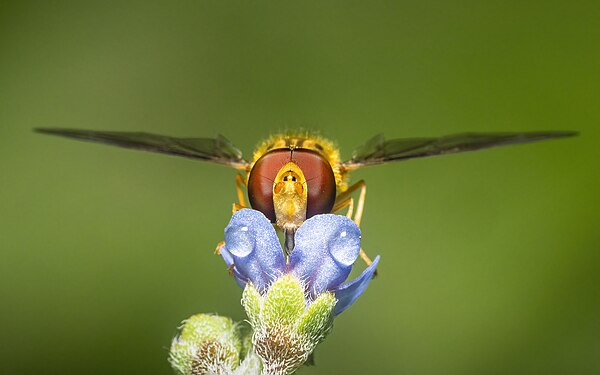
[359,248,375,268]
[232,203,246,213]
[232,174,248,213]
[235,173,248,206]
[334,180,366,225]
[214,241,225,254]
[332,197,354,219]
[334,180,376,271]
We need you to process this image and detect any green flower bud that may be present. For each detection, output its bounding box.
[242,274,337,375]
[169,314,242,375]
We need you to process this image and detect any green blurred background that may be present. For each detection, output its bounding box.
[1,1,598,374]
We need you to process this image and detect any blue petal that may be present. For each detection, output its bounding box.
[219,245,234,268]
[218,246,247,288]
[289,214,361,296]
[333,255,380,315]
[221,209,285,292]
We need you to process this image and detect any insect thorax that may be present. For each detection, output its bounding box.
[251,132,348,191]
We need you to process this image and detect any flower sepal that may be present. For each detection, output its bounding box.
[242,274,336,375]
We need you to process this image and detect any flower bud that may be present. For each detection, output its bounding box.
[242,274,336,375]
[169,314,242,375]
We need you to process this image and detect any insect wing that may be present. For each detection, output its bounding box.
[35,128,250,169]
[343,131,577,169]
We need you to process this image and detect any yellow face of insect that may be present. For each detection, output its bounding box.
[273,161,307,231]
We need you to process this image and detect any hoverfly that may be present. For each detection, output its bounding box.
[35,128,576,264]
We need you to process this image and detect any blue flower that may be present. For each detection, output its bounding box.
[219,208,380,315]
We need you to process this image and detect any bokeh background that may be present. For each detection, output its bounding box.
[1,1,598,374]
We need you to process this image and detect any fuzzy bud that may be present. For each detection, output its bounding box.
[169,314,243,375]
[242,274,336,375]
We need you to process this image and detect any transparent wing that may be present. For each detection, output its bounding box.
[35,128,250,169]
[342,131,577,169]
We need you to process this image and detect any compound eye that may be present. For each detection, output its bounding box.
[292,150,336,218]
[247,150,291,222]
[247,148,337,222]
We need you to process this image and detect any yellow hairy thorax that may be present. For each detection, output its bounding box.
[251,131,348,192]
